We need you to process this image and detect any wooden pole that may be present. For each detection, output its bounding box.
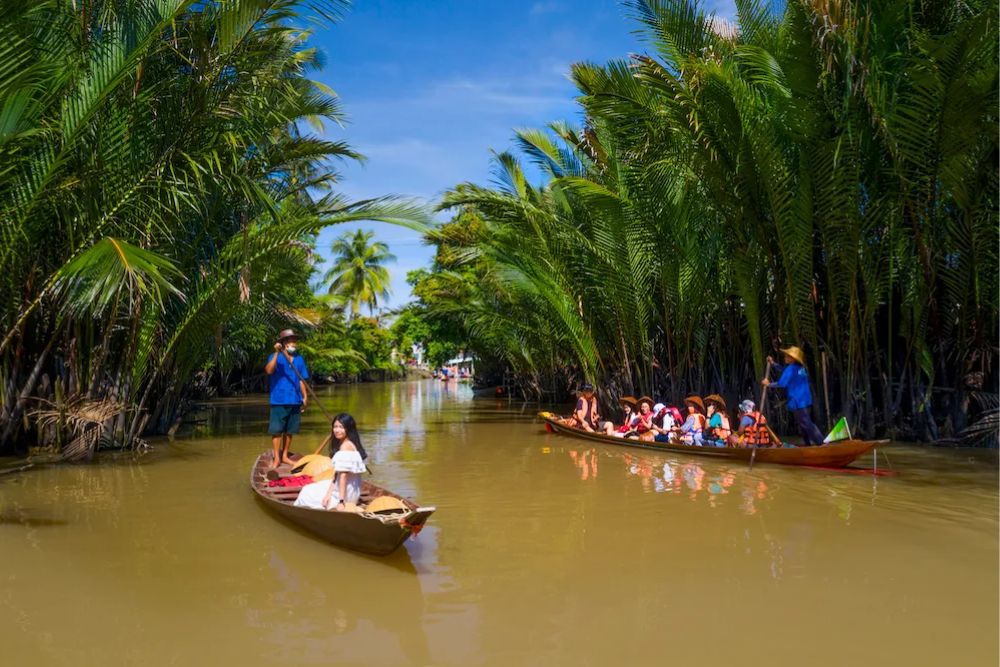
[821,350,832,431]
[759,360,773,414]
[750,360,774,466]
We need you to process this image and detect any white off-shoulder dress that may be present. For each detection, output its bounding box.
[293,450,366,509]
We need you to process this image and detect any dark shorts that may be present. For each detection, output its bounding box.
[269,404,302,435]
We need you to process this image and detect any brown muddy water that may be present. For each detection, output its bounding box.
[1,380,997,666]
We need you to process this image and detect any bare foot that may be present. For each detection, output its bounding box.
[281,456,297,466]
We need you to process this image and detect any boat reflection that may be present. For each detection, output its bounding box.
[568,449,599,481]
[614,451,773,514]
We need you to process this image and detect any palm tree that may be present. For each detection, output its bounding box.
[0,0,429,454]
[418,0,998,440]
[322,230,397,318]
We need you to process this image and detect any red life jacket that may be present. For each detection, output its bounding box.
[668,407,683,425]
[616,411,636,433]
[634,412,654,433]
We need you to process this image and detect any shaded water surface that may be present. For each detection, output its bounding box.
[2,380,997,666]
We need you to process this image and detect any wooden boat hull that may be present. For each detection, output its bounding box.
[539,412,884,468]
[250,453,434,556]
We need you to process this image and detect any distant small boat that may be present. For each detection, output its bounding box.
[250,453,435,555]
[538,412,885,469]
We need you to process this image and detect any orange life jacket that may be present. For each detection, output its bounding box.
[576,396,599,428]
[712,413,732,439]
[743,411,770,446]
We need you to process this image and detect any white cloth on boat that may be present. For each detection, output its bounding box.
[293,450,365,509]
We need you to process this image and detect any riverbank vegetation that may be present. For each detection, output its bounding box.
[415,0,998,442]
[0,0,427,457]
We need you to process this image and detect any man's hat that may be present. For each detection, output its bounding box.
[780,346,806,366]
[277,328,299,342]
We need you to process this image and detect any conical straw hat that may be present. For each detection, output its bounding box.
[684,395,705,413]
[366,496,408,514]
[780,346,806,366]
[705,394,727,410]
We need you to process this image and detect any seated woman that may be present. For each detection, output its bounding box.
[674,396,707,445]
[604,396,638,436]
[728,399,771,447]
[625,397,657,440]
[294,413,368,511]
[652,402,677,443]
[703,394,732,447]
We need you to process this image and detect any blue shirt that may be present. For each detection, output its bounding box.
[269,353,309,405]
[772,362,812,410]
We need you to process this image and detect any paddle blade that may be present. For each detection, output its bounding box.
[824,417,852,443]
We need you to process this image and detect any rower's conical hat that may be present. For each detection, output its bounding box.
[780,346,806,366]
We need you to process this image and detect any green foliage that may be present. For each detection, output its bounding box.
[419,0,998,440]
[0,0,428,452]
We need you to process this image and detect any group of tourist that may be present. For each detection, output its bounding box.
[572,346,826,448]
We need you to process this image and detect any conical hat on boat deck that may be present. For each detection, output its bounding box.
[704,394,727,411]
[780,346,806,366]
[366,496,409,514]
[293,455,332,478]
[684,395,705,413]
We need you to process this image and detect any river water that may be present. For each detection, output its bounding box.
[1,380,997,666]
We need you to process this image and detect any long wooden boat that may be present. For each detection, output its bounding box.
[250,453,435,556]
[539,412,885,468]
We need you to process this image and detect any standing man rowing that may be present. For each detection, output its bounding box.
[265,328,309,469]
[761,345,825,446]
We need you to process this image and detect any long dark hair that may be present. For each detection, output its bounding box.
[329,412,367,460]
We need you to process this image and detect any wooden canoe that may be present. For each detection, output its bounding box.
[538,412,885,469]
[250,453,435,556]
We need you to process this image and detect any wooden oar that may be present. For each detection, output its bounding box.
[277,345,337,424]
[750,360,774,469]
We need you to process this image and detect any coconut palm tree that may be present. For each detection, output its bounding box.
[322,230,397,318]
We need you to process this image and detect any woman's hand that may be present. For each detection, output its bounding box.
[322,494,333,509]
[761,378,771,387]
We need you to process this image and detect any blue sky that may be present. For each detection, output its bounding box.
[311,0,736,309]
